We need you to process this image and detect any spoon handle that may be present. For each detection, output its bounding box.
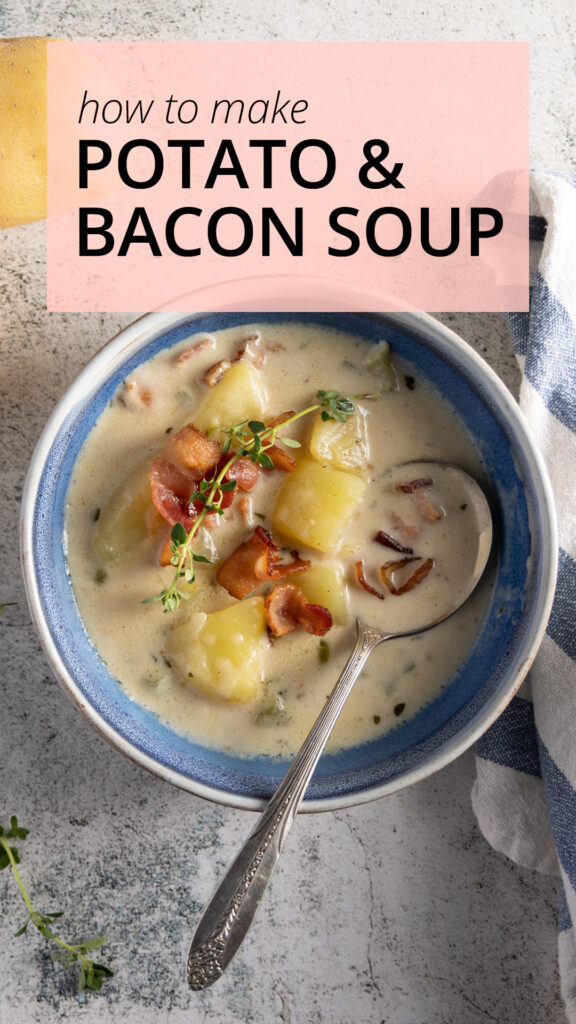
[186,619,387,990]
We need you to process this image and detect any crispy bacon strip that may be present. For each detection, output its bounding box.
[265,584,332,637]
[223,455,260,492]
[217,526,310,599]
[203,359,231,387]
[380,557,434,595]
[149,458,198,532]
[374,530,414,554]
[416,491,444,523]
[176,337,215,363]
[395,477,434,493]
[163,423,221,477]
[355,560,386,600]
[267,410,294,428]
[233,333,266,368]
[259,411,298,473]
[263,444,297,473]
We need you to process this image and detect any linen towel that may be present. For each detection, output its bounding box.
[471,171,576,1021]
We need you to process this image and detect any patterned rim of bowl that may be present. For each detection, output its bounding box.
[20,310,558,812]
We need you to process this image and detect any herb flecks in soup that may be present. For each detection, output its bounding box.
[65,323,491,758]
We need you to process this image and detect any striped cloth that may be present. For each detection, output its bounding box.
[471,171,576,1022]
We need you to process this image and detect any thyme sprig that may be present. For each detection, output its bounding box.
[146,389,364,613]
[0,816,114,992]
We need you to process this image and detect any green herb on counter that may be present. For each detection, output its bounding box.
[0,816,114,992]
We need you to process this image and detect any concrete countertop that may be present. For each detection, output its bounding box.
[0,0,573,1021]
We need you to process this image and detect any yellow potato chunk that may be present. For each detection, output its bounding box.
[272,458,366,553]
[193,362,268,436]
[299,563,350,624]
[308,407,369,472]
[166,597,266,703]
[92,463,158,564]
[0,37,48,227]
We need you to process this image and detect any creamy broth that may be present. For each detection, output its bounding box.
[65,322,492,758]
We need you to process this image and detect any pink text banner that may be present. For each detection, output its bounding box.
[47,41,529,313]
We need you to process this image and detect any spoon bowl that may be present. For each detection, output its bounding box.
[186,461,493,989]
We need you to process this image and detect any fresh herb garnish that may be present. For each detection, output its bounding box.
[0,816,114,992]
[145,389,362,613]
[318,639,330,663]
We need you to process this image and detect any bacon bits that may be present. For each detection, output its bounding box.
[380,557,434,595]
[203,359,231,387]
[374,530,414,554]
[176,337,215,363]
[149,458,199,532]
[395,477,434,493]
[262,444,297,473]
[265,583,332,637]
[234,333,266,369]
[162,423,221,477]
[355,560,386,600]
[217,526,310,600]
[222,455,260,492]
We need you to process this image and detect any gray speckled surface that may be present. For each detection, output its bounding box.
[1,2,573,1022]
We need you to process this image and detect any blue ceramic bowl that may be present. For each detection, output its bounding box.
[21,310,557,811]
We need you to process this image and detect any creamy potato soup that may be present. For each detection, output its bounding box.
[65,322,492,758]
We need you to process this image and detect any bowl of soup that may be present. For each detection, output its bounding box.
[21,309,557,810]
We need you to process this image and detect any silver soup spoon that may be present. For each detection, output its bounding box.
[186,461,493,990]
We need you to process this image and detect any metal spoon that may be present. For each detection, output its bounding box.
[186,462,492,990]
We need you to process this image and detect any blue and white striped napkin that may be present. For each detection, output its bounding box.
[471,171,576,1022]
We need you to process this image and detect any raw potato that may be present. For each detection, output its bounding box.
[298,563,350,624]
[0,37,48,228]
[194,361,268,436]
[308,407,370,472]
[272,457,366,553]
[92,463,160,565]
[166,597,266,702]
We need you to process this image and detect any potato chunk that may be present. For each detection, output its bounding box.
[92,464,159,564]
[308,407,369,472]
[193,362,268,436]
[298,563,350,624]
[272,458,366,553]
[166,597,266,702]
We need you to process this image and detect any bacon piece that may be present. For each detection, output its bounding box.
[259,412,298,473]
[265,584,332,638]
[203,359,231,387]
[267,410,294,429]
[262,444,297,473]
[217,526,310,599]
[355,560,386,600]
[395,477,434,493]
[119,379,153,407]
[233,333,266,368]
[163,423,221,477]
[176,337,215,363]
[380,557,434,595]
[416,491,444,523]
[223,455,260,492]
[374,530,414,554]
[149,458,198,532]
